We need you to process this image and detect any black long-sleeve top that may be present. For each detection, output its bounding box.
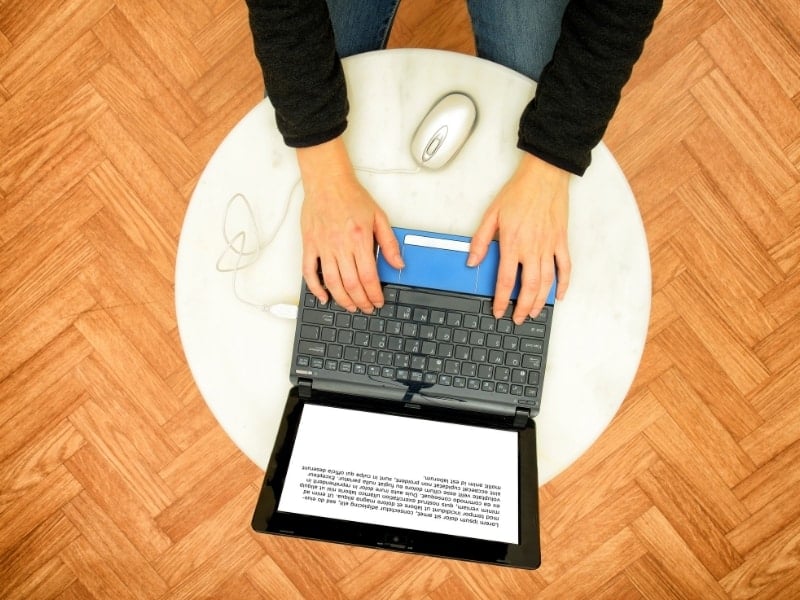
[245,0,662,176]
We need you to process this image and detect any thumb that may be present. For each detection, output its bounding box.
[468,209,498,267]
[374,213,404,269]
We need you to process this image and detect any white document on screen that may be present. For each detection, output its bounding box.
[278,403,519,544]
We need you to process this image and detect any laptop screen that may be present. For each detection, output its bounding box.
[277,403,519,543]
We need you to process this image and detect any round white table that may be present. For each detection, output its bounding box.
[175,49,651,485]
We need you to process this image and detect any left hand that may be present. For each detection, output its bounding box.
[468,153,571,324]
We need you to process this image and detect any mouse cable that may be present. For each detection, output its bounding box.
[216,164,420,318]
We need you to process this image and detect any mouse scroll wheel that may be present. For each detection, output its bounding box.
[422,125,448,162]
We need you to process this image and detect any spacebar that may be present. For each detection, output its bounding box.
[397,289,482,313]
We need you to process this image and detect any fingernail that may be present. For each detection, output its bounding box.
[466,254,477,267]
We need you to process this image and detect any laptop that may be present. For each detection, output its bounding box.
[251,228,556,569]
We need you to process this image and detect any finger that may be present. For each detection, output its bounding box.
[374,213,404,269]
[302,246,328,304]
[320,255,357,312]
[531,256,556,319]
[493,252,519,319]
[335,252,374,313]
[354,241,384,309]
[554,238,571,300]
[513,258,541,325]
[468,208,498,267]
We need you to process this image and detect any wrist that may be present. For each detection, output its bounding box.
[296,137,355,193]
[516,152,571,186]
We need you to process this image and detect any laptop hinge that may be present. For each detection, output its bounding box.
[298,378,313,400]
[513,407,531,429]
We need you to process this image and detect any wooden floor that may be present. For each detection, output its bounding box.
[1,0,799,598]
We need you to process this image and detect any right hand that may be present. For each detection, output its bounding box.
[297,138,404,312]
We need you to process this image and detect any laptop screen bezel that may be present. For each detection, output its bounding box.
[251,387,541,569]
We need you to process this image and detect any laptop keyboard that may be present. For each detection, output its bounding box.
[292,284,552,413]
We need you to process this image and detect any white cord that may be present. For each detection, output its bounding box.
[217,163,419,318]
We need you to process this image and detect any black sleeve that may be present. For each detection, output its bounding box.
[245,0,348,147]
[518,0,663,175]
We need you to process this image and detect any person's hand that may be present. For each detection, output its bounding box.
[468,153,571,324]
[297,137,403,312]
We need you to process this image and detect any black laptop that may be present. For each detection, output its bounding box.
[251,228,555,569]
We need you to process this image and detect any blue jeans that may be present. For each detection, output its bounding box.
[325,0,570,82]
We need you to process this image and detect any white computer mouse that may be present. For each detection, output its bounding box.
[410,92,477,170]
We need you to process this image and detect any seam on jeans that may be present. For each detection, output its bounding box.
[379,0,403,49]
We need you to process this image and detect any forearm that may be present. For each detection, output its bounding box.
[245,0,348,147]
[519,0,663,175]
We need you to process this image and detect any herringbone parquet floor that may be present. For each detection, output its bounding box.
[2,0,799,598]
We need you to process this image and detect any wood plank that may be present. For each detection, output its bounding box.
[65,443,173,562]
[691,68,798,198]
[632,507,728,599]
[734,439,800,515]
[648,368,754,487]
[62,492,168,598]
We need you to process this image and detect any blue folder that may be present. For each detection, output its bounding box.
[376,227,557,304]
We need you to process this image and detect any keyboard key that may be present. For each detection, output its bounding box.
[446,312,463,327]
[335,313,351,327]
[453,377,466,388]
[354,332,370,346]
[438,343,454,358]
[304,309,334,326]
[438,374,452,386]
[496,382,509,394]
[488,349,504,365]
[378,304,396,318]
[367,365,381,376]
[469,331,485,345]
[386,320,402,335]
[409,370,423,382]
[325,359,338,370]
[455,346,470,360]
[423,373,437,384]
[382,367,395,379]
[461,363,477,377]
[344,346,360,361]
[402,322,418,337]
[495,367,510,382]
[327,344,343,359]
[396,305,412,319]
[304,294,317,307]
[444,360,460,375]
[496,319,513,334]
[524,386,538,398]
[511,369,527,384]
[515,322,546,338]
[378,351,393,366]
[311,357,324,368]
[369,318,385,333]
[352,315,368,330]
[427,357,443,372]
[353,363,366,375]
[396,368,409,380]
[404,339,421,354]
[339,362,352,373]
[388,336,403,351]
[411,356,426,370]
[296,356,310,367]
[453,329,469,344]
[510,384,524,396]
[463,314,479,329]
[486,333,502,348]
[419,325,435,339]
[528,371,540,385]
[421,341,437,355]
[522,355,542,369]
[321,327,336,342]
[503,336,519,351]
[384,287,398,302]
[479,316,496,331]
[521,338,543,354]
[337,330,354,344]
[477,364,493,379]
[300,325,320,339]
[481,381,495,392]
[394,354,410,368]
[361,349,377,363]
[430,310,446,325]
[298,341,325,356]
[412,307,429,322]
[471,347,487,362]
[467,378,481,390]
[398,289,480,313]
[370,334,387,349]
[506,353,522,367]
